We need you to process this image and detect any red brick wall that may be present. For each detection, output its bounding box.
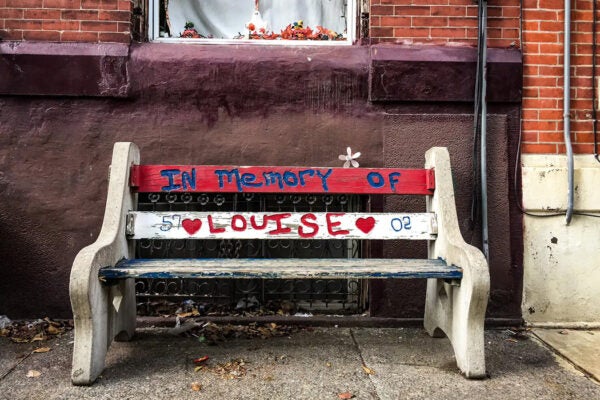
[369,0,521,48]
[0,0,131,43]
[2,1,597,156]
[369,0,597,156]
[522,0,597,154]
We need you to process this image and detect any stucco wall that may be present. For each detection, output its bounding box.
[521,154,600,325]
[0,43,522,319]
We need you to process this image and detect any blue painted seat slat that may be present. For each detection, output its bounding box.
[98,258,462,281]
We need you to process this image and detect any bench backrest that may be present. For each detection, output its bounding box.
[126,165,438,242]
[131,165,435,195]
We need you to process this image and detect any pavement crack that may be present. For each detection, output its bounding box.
[350,328,382,400]
[0,350,33,381]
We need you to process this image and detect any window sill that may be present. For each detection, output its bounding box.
[152,37,353,46]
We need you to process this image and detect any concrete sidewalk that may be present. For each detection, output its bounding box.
[0,326,599,400]
[532,328,600,383]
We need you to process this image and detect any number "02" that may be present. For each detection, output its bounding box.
[390,216,412,232]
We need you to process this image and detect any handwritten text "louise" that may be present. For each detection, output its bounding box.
[167,213,355,238]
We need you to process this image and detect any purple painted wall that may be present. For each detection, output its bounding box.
[0,43,521,319]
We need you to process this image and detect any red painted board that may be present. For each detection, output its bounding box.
[130,165,435,195]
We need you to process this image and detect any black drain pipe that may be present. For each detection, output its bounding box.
[471,0,489,260]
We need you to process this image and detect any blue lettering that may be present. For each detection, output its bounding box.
[241,173,262,188]
[388,172,401,192]
[315,169,333,192]
[263,172,284,189]
[367,172,385,188]
[160,169,181,191]
[298,169,315,186]
[214,169,242,192]
[283,171,299,187]
[391,218,403,232]
[402,216,411,230]
[391,216,411,232]
[181,168,196,190]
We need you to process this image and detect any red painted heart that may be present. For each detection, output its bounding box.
[182,219,202,235]
[355,217,376,234]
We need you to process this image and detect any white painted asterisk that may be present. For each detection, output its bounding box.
[338,147,361,168]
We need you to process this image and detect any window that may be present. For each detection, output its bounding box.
[149,0,357,45]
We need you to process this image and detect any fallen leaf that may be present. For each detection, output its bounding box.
[326,362,332,368]
[47,325,62,335]
[338,392,354,399]
[31,332,45,342]
[26,370,41,378]
[362,365,375,375]
[33,347,52,353]
[559,330,569,335]
[191,382,202,391]
[177,312,194,318]
[194,366,205,372]
[44,317,61,327]
[193,355,209,364]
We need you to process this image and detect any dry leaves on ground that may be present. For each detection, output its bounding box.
[0,318,72,343]
[195,358,248,380]
[138,296,344,318]
[182,321,301,344]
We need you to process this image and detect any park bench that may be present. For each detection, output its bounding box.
[69,142,490,385]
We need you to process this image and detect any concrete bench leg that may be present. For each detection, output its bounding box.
[71,274,136,385]
[69,142,139,385]
[71,278,110,385]
[424,278,487,378]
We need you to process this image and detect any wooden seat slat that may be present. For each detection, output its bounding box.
[99,258,461,281]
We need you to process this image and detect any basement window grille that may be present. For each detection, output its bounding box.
[134,193,368,315]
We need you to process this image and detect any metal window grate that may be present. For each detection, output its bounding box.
[134,193,366,315]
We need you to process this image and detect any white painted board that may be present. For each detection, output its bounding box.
[128,212,437,240]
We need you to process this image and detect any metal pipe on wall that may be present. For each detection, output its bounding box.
[480,1,489,259]
[471,0,489,260]
[564,0,574,225]
[593,0,599,163]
